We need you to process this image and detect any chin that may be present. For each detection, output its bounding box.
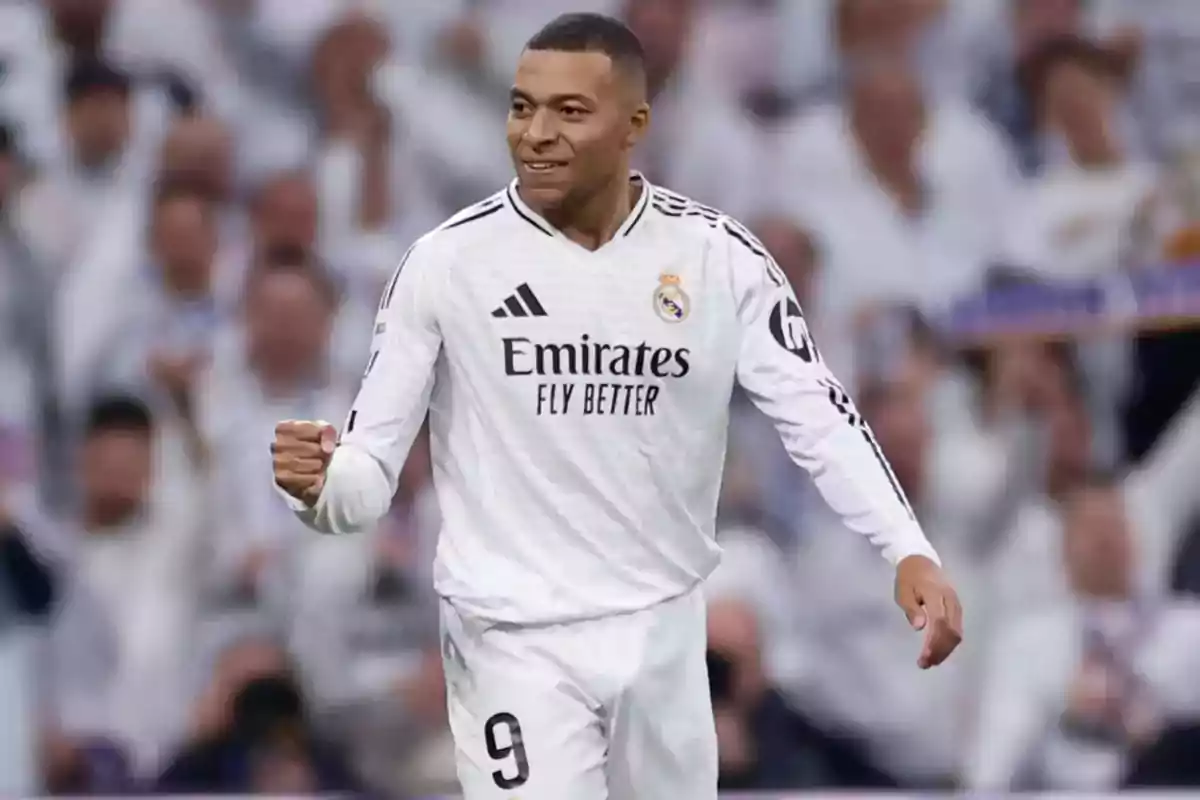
[521,182,570,211]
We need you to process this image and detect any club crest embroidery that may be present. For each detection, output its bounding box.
[653,273,689,323]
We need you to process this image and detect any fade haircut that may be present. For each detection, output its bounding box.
[524,13,647,90]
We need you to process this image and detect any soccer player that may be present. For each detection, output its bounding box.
[272,12,962,799]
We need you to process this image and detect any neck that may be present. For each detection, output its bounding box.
[530,169,636,251]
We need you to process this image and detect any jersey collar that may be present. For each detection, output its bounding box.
[506,171,652,242]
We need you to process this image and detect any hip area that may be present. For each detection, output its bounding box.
[438,585,707,704]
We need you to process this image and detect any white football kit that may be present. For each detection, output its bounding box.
[286,174,939,798]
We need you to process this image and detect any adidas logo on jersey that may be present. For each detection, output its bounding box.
[491,283,547,318]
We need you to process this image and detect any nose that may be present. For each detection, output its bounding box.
[523,108,557,147]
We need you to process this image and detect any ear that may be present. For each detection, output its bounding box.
[626,102,650,149]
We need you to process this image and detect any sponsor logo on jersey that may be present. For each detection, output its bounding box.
[501,334,690,417]
[652,273,689,323]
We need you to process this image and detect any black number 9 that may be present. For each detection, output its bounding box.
[484,711,530,789]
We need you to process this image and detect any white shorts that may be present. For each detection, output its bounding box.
[439,587,717,800]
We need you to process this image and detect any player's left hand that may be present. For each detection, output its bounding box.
[895,555,963,670]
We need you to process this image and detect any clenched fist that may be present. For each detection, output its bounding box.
[272,420,338,506]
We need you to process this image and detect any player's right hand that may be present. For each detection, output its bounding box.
[271,420,338,506]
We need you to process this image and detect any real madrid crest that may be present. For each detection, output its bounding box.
[652,273,689,323]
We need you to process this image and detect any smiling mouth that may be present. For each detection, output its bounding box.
[523,161,568,173]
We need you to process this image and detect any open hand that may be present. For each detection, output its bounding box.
[895,555,963,669]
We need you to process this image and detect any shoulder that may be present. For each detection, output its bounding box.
[404,189,511,263]
[649,184,787,286]
[648,185,762,256]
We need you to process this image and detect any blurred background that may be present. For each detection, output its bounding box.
[3,0,1200,796]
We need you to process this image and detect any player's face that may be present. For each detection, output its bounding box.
[508,49,645,208]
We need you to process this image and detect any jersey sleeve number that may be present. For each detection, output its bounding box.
[484,711,530,789]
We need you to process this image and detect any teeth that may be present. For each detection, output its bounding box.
[528,162,557,171]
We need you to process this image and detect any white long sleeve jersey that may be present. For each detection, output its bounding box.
[291,175,940,624]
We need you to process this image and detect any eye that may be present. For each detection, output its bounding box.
[560,105,589,119]
[510,98,532,116]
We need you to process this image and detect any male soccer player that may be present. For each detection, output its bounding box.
[272,12,962,799]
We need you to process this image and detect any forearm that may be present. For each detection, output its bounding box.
[286,444,395,535]
[802,420,940,566]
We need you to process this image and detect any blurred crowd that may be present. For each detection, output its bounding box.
[4,0,1200,796]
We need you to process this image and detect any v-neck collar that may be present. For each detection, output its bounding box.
[505,171,652,251]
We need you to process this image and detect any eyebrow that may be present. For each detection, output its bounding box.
[509,88,594,106]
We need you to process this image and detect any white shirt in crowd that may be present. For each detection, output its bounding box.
[993,387,1200,615]
[776,100,1017,380]
[14,431,205,776]
[968,599,1200,790]
[287,175,939,625]
[1002,162,1162,281]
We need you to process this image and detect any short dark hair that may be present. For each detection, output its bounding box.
[524,13,645,75]
[1017,36,1126,114]
[85,396,153,437]
[64,57,132,105]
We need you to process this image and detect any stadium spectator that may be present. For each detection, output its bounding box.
[17,57,137,279]
[969,473,1200,790]
[34,395,204,779]
[60,181,222,419]
[777,48,1017,381]
[974,0,1088,173]
[159,633,361,794]
[1003,36,1163,281]
[994,379,1200,615]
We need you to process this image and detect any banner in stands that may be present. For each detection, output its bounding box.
[941,263,1200,344]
